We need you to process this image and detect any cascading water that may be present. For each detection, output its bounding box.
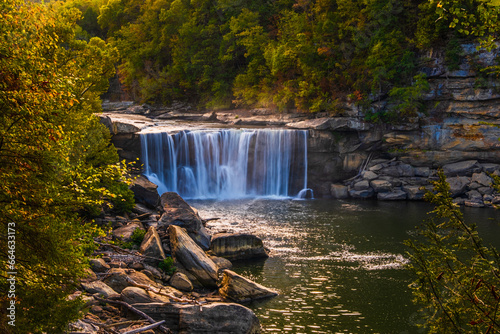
[140,129,312,199]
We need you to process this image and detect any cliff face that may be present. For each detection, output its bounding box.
[299,44,500,196]
[101,44,500,198]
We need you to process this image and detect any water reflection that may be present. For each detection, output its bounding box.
[190,198,500,333]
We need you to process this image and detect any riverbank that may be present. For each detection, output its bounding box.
[69,179,277,334]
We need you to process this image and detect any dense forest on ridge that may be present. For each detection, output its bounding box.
[66,0,500,117]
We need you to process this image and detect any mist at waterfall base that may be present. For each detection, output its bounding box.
[191,199,500,333]
[140,128,312,200]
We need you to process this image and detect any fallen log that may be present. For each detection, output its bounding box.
[93,296,172,334]
[122,320,166,334]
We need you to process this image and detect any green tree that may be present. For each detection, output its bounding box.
[0,1,133,332]
[405,171,500,333]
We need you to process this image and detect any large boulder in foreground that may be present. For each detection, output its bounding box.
[130,176,161,208]
[210,233,269,261]
[219,270,278,303]
[133,302,261,334]
[168,225,219,289]
[159,192,211,250]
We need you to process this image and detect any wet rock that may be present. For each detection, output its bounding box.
[210,233,269,261]
[169,272,193,292]
[377,189,407,201]
[168,225,219,289]
[89,258,110,273]
[103,268,159,293]
[81,281,120,300]
[443,160,482,176]
[219,270,278,303]
[131,176,161,209]
[112,222,145,243]
[159,192,211,250]
[139,226,166,262]
[330,184,349,199]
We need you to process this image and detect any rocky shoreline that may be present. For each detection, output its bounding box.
[69,178,276,334]
[331,159,500,208]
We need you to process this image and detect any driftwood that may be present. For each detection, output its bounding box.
[126,276,200,305]
[94,240,163,262]
[81,319,120,334]
[203,217,220,223]
[93,296,172,334]
[122,320,166,334]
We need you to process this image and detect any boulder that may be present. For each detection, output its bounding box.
[112,222,145,243]
[130,176,161,208]
[139,226,166,261]
[89,258,110,273]
[370,180,392,193]
[330,184,349,199]
[353,180,370,191]
[447,176,470,197]
[210,233,269,261]
[168,225,219,289]
[210,256,233,271]
[403,185,427,200]
[159,192,211,250]
[81,281,120,300]
[169,272,193,292]
[361,170,378,181]
[471,172,492,187]
[133,302,261,334]
[121,287,175,304]
[219,270,278,303]
[442,160,482,176]
[103,268,159,293]
[348,188,374,199]
[377,189,407,201]
[478,187,494,195]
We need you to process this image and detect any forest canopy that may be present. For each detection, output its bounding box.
[0,0,133,332]
[67,0,500,113]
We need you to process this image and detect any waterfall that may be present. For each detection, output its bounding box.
[140,129,311,199]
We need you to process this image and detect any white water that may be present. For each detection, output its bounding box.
[140,129,311,199]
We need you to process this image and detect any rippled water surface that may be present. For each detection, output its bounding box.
[189,199,500,334]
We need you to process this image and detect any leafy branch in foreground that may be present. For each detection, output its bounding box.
[405,170,500,333]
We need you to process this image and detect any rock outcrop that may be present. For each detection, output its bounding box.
[334,159,500,207]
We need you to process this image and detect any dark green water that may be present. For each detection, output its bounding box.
[190,199,500,334]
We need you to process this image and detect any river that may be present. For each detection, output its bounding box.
[189,198,500,334]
